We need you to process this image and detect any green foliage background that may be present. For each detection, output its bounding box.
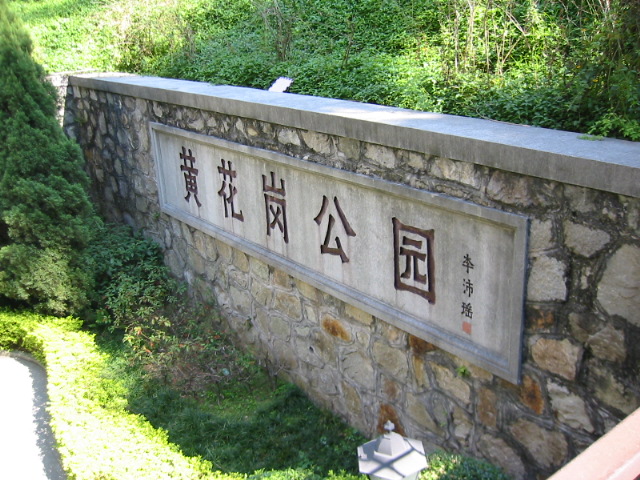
[9,0,640,140]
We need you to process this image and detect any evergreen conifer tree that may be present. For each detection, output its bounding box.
[0,0,97,315]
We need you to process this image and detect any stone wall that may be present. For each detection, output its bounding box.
[63,74,640,480]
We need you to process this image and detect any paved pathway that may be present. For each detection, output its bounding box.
[0,352,66,480]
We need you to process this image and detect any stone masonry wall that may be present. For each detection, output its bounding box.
[63,75,640,480]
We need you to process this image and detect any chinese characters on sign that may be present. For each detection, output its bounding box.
[314,195,357,263]
[180,146,202,207]
[217,159,244,221]
[186,150,438,303]
[461,253,475,334]
[392,218,435,303]
[263,171,289,243]
[157,124,527,382]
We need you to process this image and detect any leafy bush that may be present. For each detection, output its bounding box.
[0,0,98,315]
[423,451,511,480]
[85,223,260,396]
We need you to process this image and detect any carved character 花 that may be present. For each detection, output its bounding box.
[217,158,244,221]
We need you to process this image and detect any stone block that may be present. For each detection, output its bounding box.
[273,269,293,290]
[432,157,481,188]
[310,367,340,396]
[341,381,366,431]
[382,376,401,401]
[478,434,526,480]
[250,257,270,282]
[406,392,442,434]
[487,172,534,207]
[547,381,594,433]
[343,351,375,390]
[564,185,597,213]
[296,279,319,301]
[301,130,332,155]
[228,268,249,289]
[477,387,498,428]
[277,128,301,146]
[187,115,204,132]
[352,326,370,349]
[216,239,233,263]
[409,335,438,355]
[452,405,473,445]
[229,285,252,316]
[458,359,493,382]
[302,304,317,324]
[378,322,405,346]
[589,363,639,415]
[269,315,292,340]
[321,313,351,342]
[377,404,405,435]
[273,291,302,320]
[294,336,324,368]
[431,363,471,406]
[364,143,396,169]
[587,324,626,362]
[529,218,555,251]
[233,250,250,272]
[597,244,640,326]
[519,374,544,414]
[411,356,431,390]
[563,221,611,257]
[337,137,360,161]
[531,337,582,380]
[186,247,206,276]
[250,279,271,307]
[407,152,426,170]
[345,304,373,325]
[568,312,600,343]
[510,419,568,469]
[271,339,298,370]
[310,330,338,366]
[373,341,409,380]
[526,306,555,331]
[527,255,568,302]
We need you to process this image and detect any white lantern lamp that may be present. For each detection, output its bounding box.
[357,421,428,480]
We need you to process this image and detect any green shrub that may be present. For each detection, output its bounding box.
[423,451,511,480]
[0,0,98,316]
[85,223,173,327]
[84,224,260,397]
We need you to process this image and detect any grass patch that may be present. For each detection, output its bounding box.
[1,309,228,479]
[0,309,510,479]
[96,332,365,475]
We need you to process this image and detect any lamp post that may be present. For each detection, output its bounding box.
[357,421,428,480]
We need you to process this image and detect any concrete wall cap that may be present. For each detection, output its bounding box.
[68,74,640,198]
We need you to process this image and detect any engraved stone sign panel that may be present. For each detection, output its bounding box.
[152,123,528,382]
